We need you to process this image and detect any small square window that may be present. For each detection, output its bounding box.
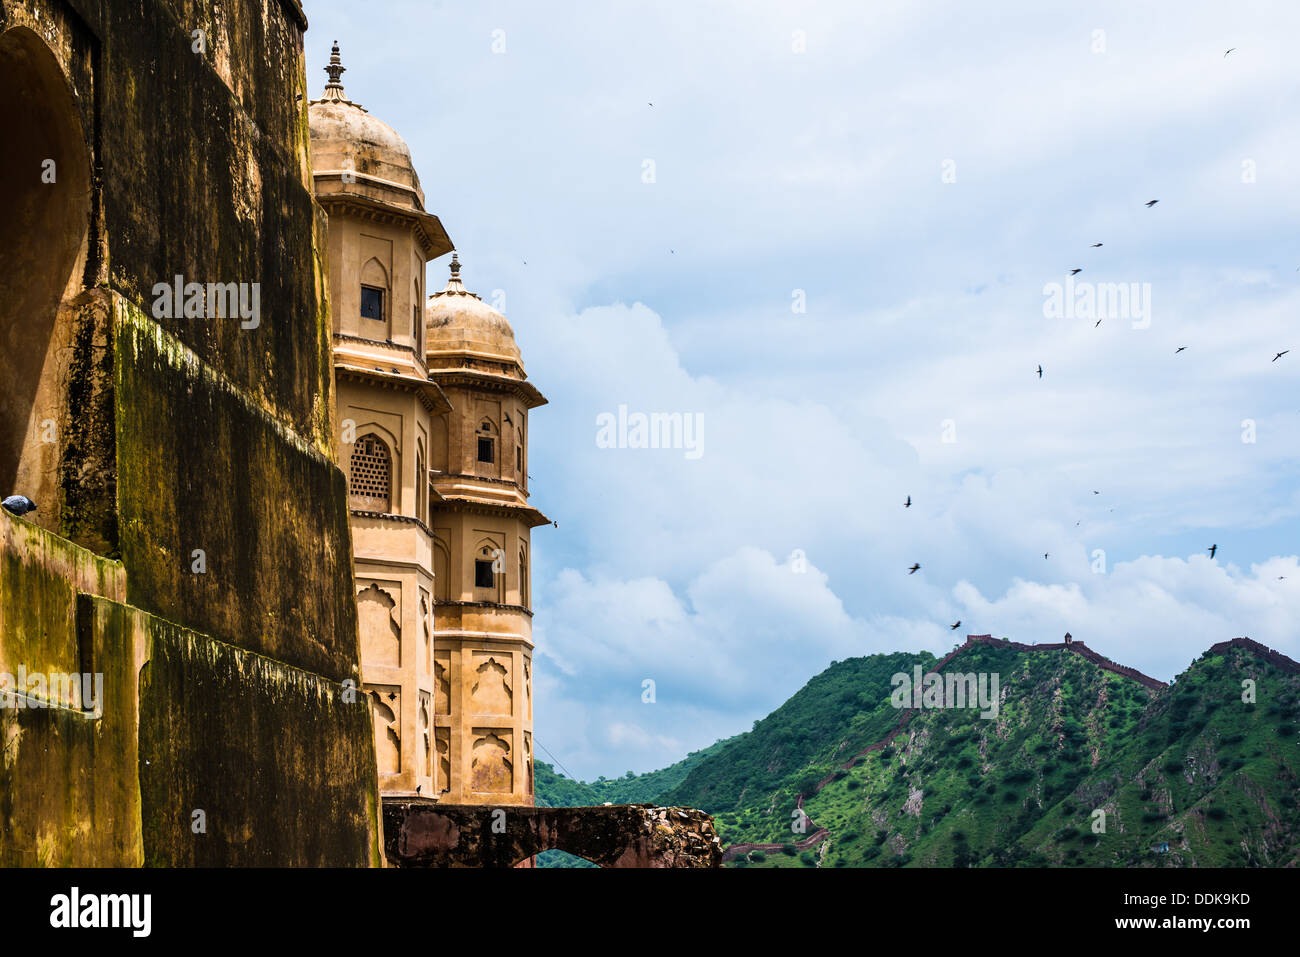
[477,437,494,464]
[475,560,495,589]
[360,286,384,321]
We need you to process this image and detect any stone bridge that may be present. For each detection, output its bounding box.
[382,799,722,868]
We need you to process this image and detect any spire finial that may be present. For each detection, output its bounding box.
[449,252,461,280]
[323,41,347,99]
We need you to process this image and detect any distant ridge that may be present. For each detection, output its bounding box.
[1205,636,1300,675]
[963,634,1167,690]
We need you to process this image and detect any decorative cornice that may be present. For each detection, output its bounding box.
[314,191,452,259]
[431,498,551,528]
[427,368,547,408]
[335,364,452,414]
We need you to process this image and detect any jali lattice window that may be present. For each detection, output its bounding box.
[350,434,392,511]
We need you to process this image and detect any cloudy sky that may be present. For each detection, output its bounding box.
[306,0,1300,779]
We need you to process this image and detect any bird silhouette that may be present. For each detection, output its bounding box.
[950,621,961,630]
[908,563,920,574]
[1145,199,1159,207]
[1273,351,1289,362]
[1093,490,1099,495]
[2,496,36,516]
[1044,552,1049,559]
[416,785,422,795]
[1091,243,1103,248]
[1037,364,1043,378]
[1070,268,1082,275]
[1224,48,1236,58]
[1208,544,1218,559]
[1095,318,1103,328]
[1175,346,1186,353]
[904,495,911,508]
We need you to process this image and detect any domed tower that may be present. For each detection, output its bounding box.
[309,44,455,798]
[424,253,549,806]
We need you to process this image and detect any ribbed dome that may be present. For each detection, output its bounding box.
[308,43,424,208]
[425,254,522,366]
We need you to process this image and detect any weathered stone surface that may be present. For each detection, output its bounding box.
[383,799,723,868]
[0,0,382,866]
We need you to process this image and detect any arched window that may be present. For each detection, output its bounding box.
[349,433,392,511]
[360,258,389,327]
[476,419,496,470]
[474,541,504,602]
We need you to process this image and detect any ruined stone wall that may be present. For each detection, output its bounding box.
[384,799,722,868]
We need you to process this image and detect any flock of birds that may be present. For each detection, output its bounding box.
[900,78,1293,632]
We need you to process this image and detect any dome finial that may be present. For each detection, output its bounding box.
[436,252,472,296]
[323,41,348,101]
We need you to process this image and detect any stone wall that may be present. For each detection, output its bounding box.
[0,0,382,866]
[383,799,722,868]
[0,513,383,866]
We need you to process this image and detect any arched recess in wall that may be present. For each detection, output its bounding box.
[433,538,451,602]
[415,438,426,523]
[519,543,528,609]
[430,413,448,473]
[411,278,421,343]
[0,26,92,508]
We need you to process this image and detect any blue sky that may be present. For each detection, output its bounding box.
[305,0,1300,779]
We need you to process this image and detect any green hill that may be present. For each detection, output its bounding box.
[530,635,1299,867]
[718,636,1299,867]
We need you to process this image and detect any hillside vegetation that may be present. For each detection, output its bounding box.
[532,637,1299,867]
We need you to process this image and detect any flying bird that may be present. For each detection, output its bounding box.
[1175,346,1186,353]
[904,495,912,508]
[1273,351,1289,362]
[1093,490,1100,495]
[1095,318,1103,328]
[1070,268,1082,276]
[908,563,921,575]
[1044,552,1049,560]
[1145,199,1159,207]
[1224,48,1236,58]
[2,496,36,516]
[950,621,961,630]
[1208,544,1218,559]
[1091,243,1103,248]
[1037,364,1043,379]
